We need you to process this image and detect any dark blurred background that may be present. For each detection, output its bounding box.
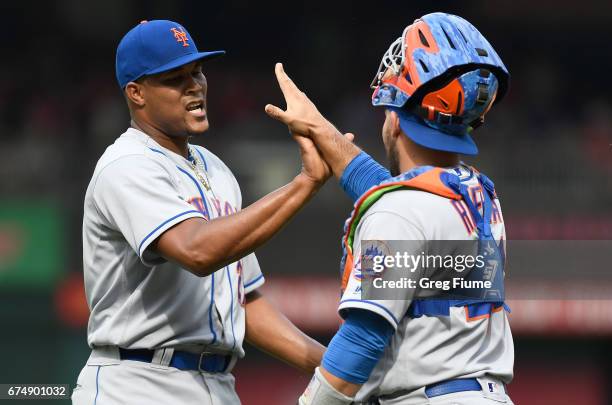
[1,1,611,404]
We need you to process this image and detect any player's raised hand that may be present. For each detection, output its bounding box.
[265,63,340,138]
[265,63,361,180]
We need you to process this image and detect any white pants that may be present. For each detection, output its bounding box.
[71,350,240,405]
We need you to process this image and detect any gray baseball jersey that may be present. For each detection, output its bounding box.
[339,165,513,402]
[82,127,264,357]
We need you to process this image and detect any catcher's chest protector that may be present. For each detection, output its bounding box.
[339,166,508,318]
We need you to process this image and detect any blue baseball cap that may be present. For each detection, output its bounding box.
[392,108,478,156]
[115,20,225,88]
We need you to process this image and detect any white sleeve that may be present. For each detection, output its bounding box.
[338,210,425,329]
[93,155,205,266]
[241,252,265,294]
[193,145,243,208]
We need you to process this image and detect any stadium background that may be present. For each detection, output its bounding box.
[1,1,611,404]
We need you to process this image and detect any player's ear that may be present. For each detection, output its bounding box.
[124,82,146,107]
[388,110,402,140]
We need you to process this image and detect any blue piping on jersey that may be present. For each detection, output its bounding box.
[244,273,264,289]
[149,147,218,344]
[226,266,237,351]
[339,299,399,326]
[93,366,101,405]
[148,146,213,216]
[138,210,201,256]
[176,169,216,344]
[148,147,166,157]
[176,167,212,217]
[194,147,209,171]
[208,273,218,344]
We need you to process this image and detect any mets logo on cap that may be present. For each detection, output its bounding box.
[115,20,226,88]
[171,27,189,47]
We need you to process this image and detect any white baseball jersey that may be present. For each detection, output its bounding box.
[339,165,513,401]
[82,127,264,357]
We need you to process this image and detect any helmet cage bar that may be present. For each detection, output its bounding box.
[368,12,510,155]
[369,26,411,89]
[370,15,509,107]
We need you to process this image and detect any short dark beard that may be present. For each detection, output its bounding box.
[387,138,401,177]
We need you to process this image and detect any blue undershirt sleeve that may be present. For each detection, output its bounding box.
[321,309,395,384]
[340,152,392,202]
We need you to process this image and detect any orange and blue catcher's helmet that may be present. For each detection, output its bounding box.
[371,12,509,155]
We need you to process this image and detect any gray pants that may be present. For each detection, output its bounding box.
[431,391,513,404]
[381,390,514,405]
[360,377,513,405]
[71,349,240,405]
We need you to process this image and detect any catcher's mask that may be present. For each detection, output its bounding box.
[371,12,509,155]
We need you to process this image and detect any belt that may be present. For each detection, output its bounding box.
[425,378,482,397]
[118,348,231,373]
[366,378,484,404]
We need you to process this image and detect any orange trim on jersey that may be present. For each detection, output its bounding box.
[465,304,505,322]
[403,168,461,200]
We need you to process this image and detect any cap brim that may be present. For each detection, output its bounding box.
[146,50,226,76]
[395,109,478,156]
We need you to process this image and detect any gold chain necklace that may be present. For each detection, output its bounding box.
[188,147,211,191]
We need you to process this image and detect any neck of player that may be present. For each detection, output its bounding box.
[131,119,190,158]
[399,135,460,172]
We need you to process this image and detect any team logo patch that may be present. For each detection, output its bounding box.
[171,27,189,47]
[358,241,391,281]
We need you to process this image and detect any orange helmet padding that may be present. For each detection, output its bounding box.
[420,78,465,119]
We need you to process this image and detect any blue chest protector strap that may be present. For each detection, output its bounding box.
[407,172,509,318]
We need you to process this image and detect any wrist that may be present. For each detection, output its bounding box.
[295,172,326,191]
[299,367,354,405]
[308,122,340,140]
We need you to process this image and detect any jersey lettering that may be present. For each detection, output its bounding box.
[491,200,503,224]
[187,197,210,220]
[451,186,504,235]
[211,197,223,217]
[207,197,238,218]
[468,184,484,216]
[224,201,235,216]
[450,199,476,235]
